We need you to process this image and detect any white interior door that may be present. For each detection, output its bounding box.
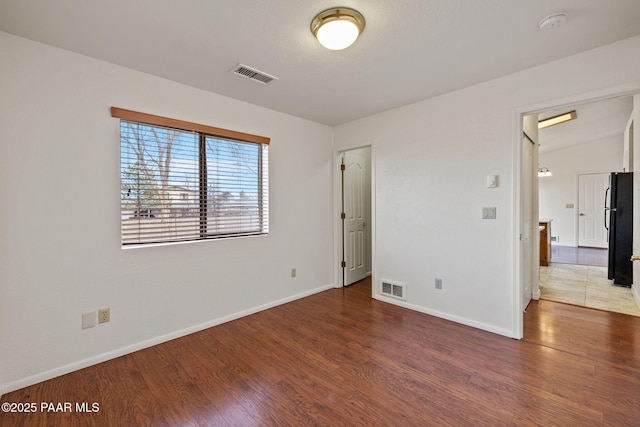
[578,173,609,248]
[522,134,534,310]
[343,150,367,285]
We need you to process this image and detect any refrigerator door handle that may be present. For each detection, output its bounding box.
[604,187,610,231]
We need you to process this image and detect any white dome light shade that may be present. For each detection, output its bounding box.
[311,8,365,51]
[316,20,360,50]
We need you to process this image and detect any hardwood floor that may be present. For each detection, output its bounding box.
[2,278,640,426]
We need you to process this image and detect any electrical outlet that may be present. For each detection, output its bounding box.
[98,308,110,324]
[435,278,442,289]
[291,268,297,278]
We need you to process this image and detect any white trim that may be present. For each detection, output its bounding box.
[373,295,513,338]
[532,288,541,300]
[333,151,344,288]
[370,147,378,296]
[0,283,335,395]
[632,284,640,308]
[512,109,524,339]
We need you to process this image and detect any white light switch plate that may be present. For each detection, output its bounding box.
[82,312,96,329]
[482,207,497,219]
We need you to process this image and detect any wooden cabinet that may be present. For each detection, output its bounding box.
[539,221,552,266]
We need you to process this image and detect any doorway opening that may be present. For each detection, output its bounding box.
[339,147,372,287]
[521,93,640,321]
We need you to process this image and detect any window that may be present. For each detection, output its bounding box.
[112,108,269,246]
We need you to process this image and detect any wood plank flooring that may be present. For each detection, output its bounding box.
[2,278,640,426]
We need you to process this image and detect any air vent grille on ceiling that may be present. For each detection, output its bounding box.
[230,64,278,85]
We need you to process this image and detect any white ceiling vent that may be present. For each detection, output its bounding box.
[230,64,278,85]
[381,280,406,301]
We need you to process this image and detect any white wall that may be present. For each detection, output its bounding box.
[334,35,640,337]
[623,113,634,172]
[538,137,623,246]
[0,32,334,393]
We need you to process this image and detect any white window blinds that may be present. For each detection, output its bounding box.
[114,108,269,246]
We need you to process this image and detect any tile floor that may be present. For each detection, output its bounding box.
[539,263,640,317]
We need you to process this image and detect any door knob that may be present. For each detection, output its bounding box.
[579,213,586,216]
[631,255,640,262]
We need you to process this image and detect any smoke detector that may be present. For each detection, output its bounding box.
[538,13,567,32]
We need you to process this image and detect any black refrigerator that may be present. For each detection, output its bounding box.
[606,172,633,287]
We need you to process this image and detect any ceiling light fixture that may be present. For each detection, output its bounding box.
[538,167,553,177]
[538,110,577,129]
[311,7,365,50]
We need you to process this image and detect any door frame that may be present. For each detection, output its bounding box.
[513,84,640,339]
[521,131,537,311]
[334,145,374,288]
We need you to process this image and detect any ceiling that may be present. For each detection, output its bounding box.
[1,1,640,126]
[538,96,634,153]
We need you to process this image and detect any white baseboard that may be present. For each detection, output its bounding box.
[632,284,640,308]
[0,283,335,396]
[372,294,514,338]
[532,288,541,300]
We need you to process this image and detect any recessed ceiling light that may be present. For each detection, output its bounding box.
[538,110,577,129]
[311,7,365,50]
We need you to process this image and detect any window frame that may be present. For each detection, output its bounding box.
[113,107,270,246]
